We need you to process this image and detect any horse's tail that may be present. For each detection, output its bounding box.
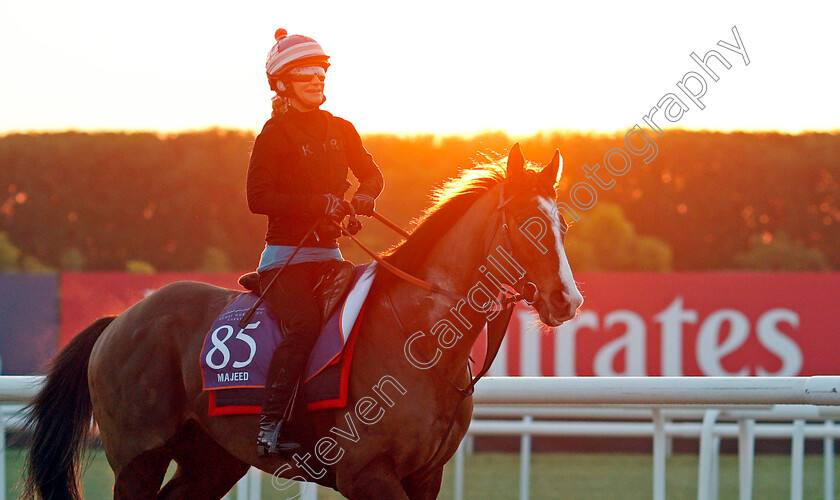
[21,316,116,500]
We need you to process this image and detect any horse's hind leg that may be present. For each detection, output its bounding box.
[403,466,444,500]
[157,448,248,499]
[157,420,249,499]
[342,457,410,500]
[113,446,172,499]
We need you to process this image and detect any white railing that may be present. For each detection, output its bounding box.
[465,377,840,500]
[458,405,840,500]
[3,376,840,500]
[472,376,840,405]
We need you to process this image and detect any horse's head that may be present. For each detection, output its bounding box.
[500,144,583,326]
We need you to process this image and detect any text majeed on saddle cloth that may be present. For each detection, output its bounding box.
[200,263,375,415]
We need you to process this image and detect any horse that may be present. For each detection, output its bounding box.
[21,144,583,499]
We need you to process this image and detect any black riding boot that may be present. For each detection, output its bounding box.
[256,365,303,458]
[255,262,322,458]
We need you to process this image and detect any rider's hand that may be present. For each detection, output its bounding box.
[346,216,363,235]
[316,219,342,240]
[351,193,375,217]
[322,194,353,221]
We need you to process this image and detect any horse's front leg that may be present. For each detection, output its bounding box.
[403,466,444,500]
[340,456,410,500]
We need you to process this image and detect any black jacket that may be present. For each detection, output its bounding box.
[247,109,384,248]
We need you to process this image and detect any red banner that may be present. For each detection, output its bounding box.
[60,272,840,376]
[484,273,840,377]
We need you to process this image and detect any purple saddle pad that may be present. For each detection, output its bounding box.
[200,263,376,411]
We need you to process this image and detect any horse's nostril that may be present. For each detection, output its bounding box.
[549,289,568,309]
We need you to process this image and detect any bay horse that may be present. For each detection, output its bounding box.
[21,144,582,499]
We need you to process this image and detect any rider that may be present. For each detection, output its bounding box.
[248,28,384,457]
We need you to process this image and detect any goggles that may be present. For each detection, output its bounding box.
[288,67,326,83]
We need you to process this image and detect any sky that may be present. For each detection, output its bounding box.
[1,0,838,136]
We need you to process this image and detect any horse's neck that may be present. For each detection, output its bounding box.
[390,187,502,378]
[423,189,500,293]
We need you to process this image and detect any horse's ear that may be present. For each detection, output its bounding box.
[540,149,563,186]
[506,143,525,182]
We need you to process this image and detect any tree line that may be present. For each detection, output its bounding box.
[0,129,837,272]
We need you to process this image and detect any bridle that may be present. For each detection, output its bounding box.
[490,184,540,305]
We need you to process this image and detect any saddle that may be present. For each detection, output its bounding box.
[237,260,357,327]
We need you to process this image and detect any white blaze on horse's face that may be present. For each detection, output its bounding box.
[504,143,582,326]
[535,195,583,324]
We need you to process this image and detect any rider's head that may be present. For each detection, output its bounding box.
[266,29,330,115]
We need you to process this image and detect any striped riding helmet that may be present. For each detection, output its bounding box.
[265,28,330,79]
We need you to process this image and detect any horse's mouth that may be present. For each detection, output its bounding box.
[532,295,576,327]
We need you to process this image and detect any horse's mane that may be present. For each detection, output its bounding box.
[378,160,507,282]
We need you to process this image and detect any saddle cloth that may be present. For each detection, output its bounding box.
[201,263,376,415]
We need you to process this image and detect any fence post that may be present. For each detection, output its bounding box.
[697,409,720,500]
[791,419,805,500]
[652,408,666,500]
[519,415,532,500]
[454,438,466,500]
[236,468,250,499]
[248,467,261,500]
[0,411,6,500]
[300,481,318,500]
[737,418,755,500]
[711,436,721,500]
[825,421,835,500]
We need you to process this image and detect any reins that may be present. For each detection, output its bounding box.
[335,222,471,304]
[333,198,530,308]
[371,210,410,239]
[338,191,531,472]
